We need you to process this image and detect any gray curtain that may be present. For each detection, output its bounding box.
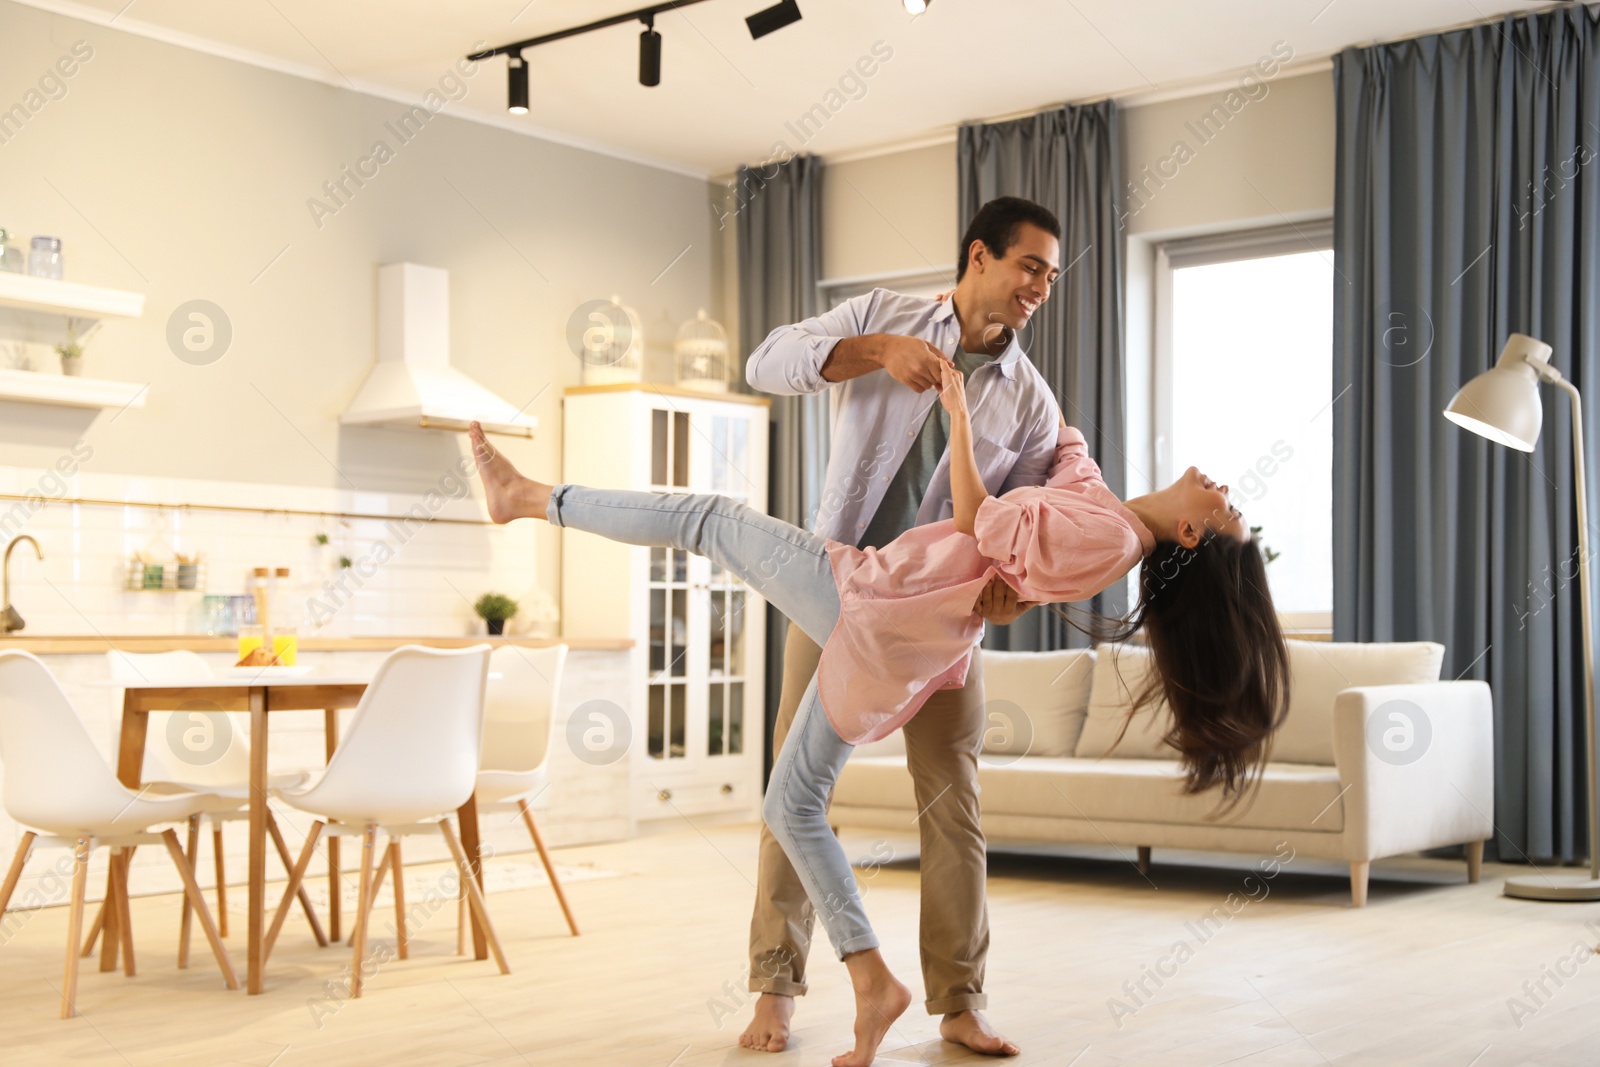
[734,154,828,781]
[958,100,1127,651]
[1333,5,1600,864]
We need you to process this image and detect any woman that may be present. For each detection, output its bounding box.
[468,361,1287,1067]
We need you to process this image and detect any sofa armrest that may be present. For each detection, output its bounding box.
[1330,681,1495,862]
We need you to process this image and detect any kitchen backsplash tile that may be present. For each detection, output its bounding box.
[0,461,542,637]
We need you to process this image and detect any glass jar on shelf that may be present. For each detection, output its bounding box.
[0,229,22,274]
[27,236,63,280]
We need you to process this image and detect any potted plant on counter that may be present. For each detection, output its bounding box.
[474,592,519,636]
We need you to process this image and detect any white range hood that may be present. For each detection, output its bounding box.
[341,262,538,438]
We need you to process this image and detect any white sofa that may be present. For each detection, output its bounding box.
[831,640,1494,906]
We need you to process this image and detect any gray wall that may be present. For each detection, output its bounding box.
[816,69,1335,279]
[1121,68,1336,239]
[823,143,961,282]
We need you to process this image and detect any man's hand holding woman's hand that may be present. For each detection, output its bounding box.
[877,334,951,393]
[973,573,1037,625]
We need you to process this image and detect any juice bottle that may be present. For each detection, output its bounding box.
[272,567,298,665]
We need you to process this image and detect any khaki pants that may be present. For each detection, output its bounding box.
[747,620,989,1015]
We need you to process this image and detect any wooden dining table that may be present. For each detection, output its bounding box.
[91,670,493,994]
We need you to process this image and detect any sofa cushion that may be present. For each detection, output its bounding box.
[979,648,1097,759]
[1075,644,1173,759]
[831,755,1345,832]
[1074,640,1448,766]
[832,756,919,809]
[1273,640,1445,764]
[852,730,907,759]
[977,758,1345,832]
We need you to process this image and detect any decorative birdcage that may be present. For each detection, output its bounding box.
[674,308,733,393]
[579,294,644,385]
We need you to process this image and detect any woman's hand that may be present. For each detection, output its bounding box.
[937,358,969,425]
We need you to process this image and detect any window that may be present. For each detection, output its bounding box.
[1155,223,1334,629]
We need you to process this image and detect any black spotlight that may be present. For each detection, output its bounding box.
[746,0,801,40]
[507,52,529,113]
[639,15,661,87]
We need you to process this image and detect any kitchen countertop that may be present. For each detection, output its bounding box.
[0,634,633,654]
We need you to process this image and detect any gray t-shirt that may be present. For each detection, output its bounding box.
[857,347,995,550]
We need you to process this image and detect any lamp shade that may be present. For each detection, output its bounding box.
[1442,333,1554,452]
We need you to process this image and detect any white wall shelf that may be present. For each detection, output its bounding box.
[0,368,146,411]
[0,271,145,346]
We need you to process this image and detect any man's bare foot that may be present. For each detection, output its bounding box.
[940,1010,1020,1056]
[833,951,913,1067]
[468,421,549,523]
[737,993,795,1053]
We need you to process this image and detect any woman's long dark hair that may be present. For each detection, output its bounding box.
[1052,530,1290,812]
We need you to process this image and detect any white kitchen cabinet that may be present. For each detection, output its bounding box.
[561,384,771,828]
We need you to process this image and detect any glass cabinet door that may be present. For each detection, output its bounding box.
[646,545,689,762]
[704,411,752,758]
[650,408,691,489]
[646,405,694,762]
[645,404,758,767]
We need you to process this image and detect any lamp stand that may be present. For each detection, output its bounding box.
[1504,377,1600,900]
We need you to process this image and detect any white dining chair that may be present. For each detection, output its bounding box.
[97,650,326,959]
[266,644,508,998]
[464,643,579,943]
[0,651,239,1018]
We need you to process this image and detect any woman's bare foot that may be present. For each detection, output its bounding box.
[468,421,550,523]
[738,993,795,1052]
[940,1010,1020,1056]
[833,950,913,1067]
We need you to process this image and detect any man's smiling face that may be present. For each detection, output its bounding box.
[970,221,1060,338]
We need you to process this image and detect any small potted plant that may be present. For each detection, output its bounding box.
[55,324,83,377]
[474,592,519,636]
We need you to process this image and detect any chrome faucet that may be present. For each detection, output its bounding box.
[2,535,42,633]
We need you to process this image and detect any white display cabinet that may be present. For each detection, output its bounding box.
[561,384,771,828]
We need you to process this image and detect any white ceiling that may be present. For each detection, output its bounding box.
[21,0,1555,176]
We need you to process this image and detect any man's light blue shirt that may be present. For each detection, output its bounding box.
[745,288,1062,544]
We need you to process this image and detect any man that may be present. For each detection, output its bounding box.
[740,195,1065,1057]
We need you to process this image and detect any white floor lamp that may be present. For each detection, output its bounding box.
[1444,332,1600,901]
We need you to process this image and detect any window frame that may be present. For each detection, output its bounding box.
[1152,219,1335,633]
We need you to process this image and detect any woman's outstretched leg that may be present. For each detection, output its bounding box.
[470,422,840,646]
[764,675,912,1066]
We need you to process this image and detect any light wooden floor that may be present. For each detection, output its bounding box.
[4,822,1598,1066]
